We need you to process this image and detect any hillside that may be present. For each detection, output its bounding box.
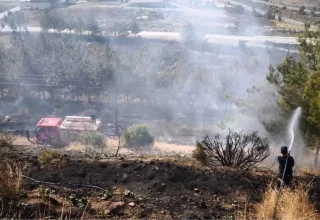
[2,145,319,219]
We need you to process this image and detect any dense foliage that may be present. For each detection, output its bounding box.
[79,132,106,151]
[122,124,154,148]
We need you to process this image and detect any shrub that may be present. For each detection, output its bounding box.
[311,7,317,16]
[192,142,208,165]
[299,6,305,15]
[255,184,318,219]
[38,149,60,167]
[234,5,244,13]
[0,134,14,159]
[129,21,141,35]
[198,129,270,168]
[67,194,89,208]
[122,124,154,148]
[265,8,275,19]
[79,132,106,151]
[180,23,205,43]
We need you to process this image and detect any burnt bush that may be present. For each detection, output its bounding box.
[197,130,270,169]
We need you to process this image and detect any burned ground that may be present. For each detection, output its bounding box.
[4,147,319,219]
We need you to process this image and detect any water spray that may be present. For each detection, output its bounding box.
[272,107,302,220]
[288,107,302,152]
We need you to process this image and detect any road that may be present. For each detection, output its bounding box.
[0,25,299,47]
[139,31,298,44]
[244,0,320,15]
[228,0,318,31]
[0,5,298,50]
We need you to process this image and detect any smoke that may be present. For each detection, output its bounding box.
[0,2,293,148]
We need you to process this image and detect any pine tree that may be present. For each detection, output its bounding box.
[267,24,320,167]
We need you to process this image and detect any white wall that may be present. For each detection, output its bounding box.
[20,1,52,10]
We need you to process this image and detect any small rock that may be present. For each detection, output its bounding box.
[194,188,200,193]
[121,173,129,183]
[105,201,125,215]
[128,202,135,207]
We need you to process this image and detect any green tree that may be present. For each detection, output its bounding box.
[4,12,28,32]
[267,25,320,167]
[299,6,306,15]
[15,12,28,32]
[84,14,100,35]
[129,21,141,36]
[75,17,85,35]
[122,124,154,148]
[50,11,65,33]
[40,11,52,31]
[112,22,129,37]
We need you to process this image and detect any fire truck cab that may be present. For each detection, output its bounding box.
[35,118,63,145]
[35,116,103,146]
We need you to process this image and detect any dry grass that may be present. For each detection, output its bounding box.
[270,20,305,31]
[0,134,23,211]
[296,164,320,176]
[0,161,23,205]
[192,142,208,165]
[255,184,318,220]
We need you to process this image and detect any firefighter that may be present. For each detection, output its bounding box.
[25,126,30,141]
[277,146,294,189]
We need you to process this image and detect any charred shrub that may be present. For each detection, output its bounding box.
[192,142,208,165]
[122,124,154,148]
[198,130,270,169]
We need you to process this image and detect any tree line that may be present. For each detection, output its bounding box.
[0,32,215,107]
[0,33,118,101]
[2,10,141,36]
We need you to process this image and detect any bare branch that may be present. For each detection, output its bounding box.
[199,130,270,169]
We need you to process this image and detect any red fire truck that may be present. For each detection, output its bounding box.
[34,116,103,145]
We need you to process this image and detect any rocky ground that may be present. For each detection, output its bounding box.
[4,145,320,219]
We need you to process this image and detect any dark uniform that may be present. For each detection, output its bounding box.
[277,146,294,189]
[25,126,30,141]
